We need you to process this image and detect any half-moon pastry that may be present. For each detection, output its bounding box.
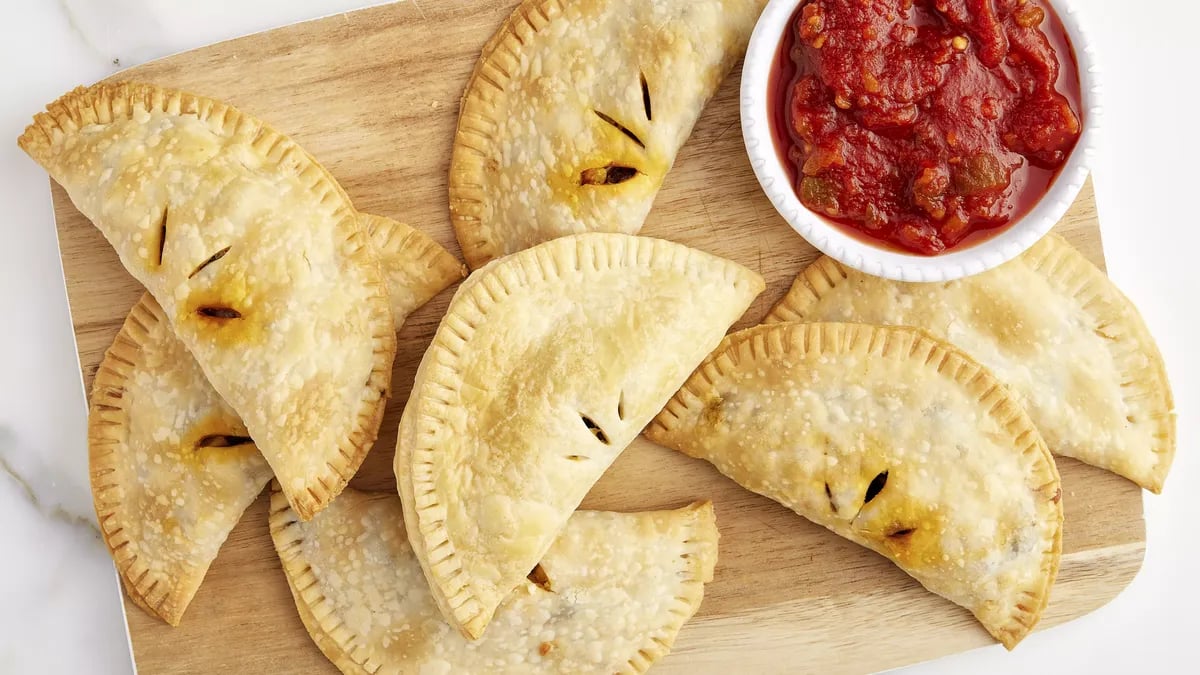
[269,485,717,674]
[764,234,1175,492]
[397,233,762,638]
[21,82,396,520]
[89,295,271,626]
[449,0,766,268]
[646,323,1063,649]
[88,214,461,625]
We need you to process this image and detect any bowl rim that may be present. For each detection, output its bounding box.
[740,0,1101,282]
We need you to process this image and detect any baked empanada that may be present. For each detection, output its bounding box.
[765,234,1175,492]
[269,485,717,674]
[21,83,396,520]
[90,294,272,626]
[646,323,1063,649]
[397,233,762,638]
[449,0,765,268]
[88,214,461,625]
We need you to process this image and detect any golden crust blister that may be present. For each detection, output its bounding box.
[20,82,396,520]
[765,234,1176,492]
[646,323,1063,649]
[397,232,762,639]
[449,0,766,268]
[268,484,717,674]
[89,294,273,626]
[87,213,459,625]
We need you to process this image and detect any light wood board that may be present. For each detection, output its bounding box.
[43,1,1144,673]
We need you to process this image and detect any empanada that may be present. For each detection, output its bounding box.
[90,294,272,626]
[88,214,461,625]
[449,0,765,268]
[269,484,717,674]
[765,234,1175,492]
[21,83,396,520]
[397,233,763,638]
[646,323,1063,649]
[87,212,458,624]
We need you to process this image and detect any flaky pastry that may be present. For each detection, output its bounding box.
[765,234,1175,492]
[396,233,762,638]
[269,485,717,674]
[647,323,1063,649]
[449,0,766,267]
[21,82,395,519]
[88,213,460,624]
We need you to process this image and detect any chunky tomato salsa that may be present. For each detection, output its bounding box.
[773,0,1082,255]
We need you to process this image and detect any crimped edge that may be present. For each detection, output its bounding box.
[89,294,191,625]
[619,500,719,675]
[1020,235,1175,492]
[359,213,467,327]
[764,233,1176,492]
[647,322,1063,650]
[398,232,763,639]
[87,293,239,626]
[269,482,718,674]
[23,82,396,520]
[269,482,375,675]
[448,0,567,269]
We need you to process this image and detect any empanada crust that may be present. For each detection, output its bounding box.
[21,83,396,519]
[765,234,1175,492]
[396,233,762,638]
[269,485,717,674]
[449,0,765,268]
[359,214,466,321]
[647,323,1063,649]
[89,295,272,626]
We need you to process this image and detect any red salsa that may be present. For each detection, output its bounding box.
[772,0,1082,255]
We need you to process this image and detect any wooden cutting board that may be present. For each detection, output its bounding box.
[45,1,1144,673]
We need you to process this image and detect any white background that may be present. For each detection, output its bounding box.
[0,1,1195,673]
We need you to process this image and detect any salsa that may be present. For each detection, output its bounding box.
[773,0,1082,255]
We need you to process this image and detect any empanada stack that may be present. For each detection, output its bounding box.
[765,234,1175,492]
[21,83,397,520]
[396,232,763,639]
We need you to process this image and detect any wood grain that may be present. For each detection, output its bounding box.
[40,1,1142,673]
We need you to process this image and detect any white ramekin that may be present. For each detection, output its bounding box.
[740,0,1101,282]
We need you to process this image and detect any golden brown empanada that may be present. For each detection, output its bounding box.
[765,234,1175,492]
[21,83,396,520]
[269,484,717,674]
[646,323,1063,649]
[449,0,766,268]
[397,233,762,639]
[88,214,461,625]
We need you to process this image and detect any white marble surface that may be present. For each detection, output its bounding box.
[0,1,1195,673]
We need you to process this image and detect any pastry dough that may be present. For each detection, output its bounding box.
[89,294,272,626]
[765,234,1175,492]
[449,0,766,268]
[397,233,762,638]
[646,323,1062,649]
[87,214,459,625]
[358,214,466,321]
[21,83,396,520]
[269,485,717,674]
